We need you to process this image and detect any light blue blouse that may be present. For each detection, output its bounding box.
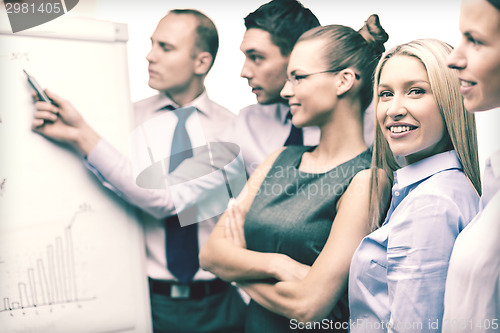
[349,150,480,332]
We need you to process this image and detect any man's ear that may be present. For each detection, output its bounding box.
[336,68,357,96]
[194,51,213,75]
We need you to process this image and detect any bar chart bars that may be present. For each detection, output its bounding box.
[0,199,147,333]
[1,204,95,314]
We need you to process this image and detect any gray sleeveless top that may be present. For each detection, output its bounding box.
[244,145,372,332]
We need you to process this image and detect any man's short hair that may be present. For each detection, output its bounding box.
[487,0,500,10]
[171,9,219,68]
[244,0,320,56]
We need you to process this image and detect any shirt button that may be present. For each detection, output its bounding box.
[394,191,400,196]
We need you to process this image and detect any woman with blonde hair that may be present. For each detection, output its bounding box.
[349,38,481,332]
[200,15,388,332]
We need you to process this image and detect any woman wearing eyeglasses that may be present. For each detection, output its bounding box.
[200,15,388,332]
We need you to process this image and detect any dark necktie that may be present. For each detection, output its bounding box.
[284,111,303,146]
[165,107,199,284]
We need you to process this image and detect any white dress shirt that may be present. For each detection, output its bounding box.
[221,102,320,175]
[85,91,235,281]
[443,149,500,333]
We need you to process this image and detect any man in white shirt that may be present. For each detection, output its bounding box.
[214,0,322,174]
[167,0,322,184]
[32,9,246,333]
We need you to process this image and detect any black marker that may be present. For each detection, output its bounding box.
[23,69,53,104]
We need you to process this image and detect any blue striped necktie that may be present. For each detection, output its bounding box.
[165,107,199,284]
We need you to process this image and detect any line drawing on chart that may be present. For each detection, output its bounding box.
[0,178,5,197]
[1,203,96,315]
[10,52,30,62]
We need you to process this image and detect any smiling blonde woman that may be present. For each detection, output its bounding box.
[348,39,481,332]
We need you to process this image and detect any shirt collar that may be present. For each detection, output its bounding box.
[394,150,462,189]
[487,149,500,179]
[278,102,291,123]
[153,90,210,115]
[257,102,290,123]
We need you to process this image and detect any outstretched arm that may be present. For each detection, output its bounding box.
[31,90,234,220]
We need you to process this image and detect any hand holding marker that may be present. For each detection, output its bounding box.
[24,69,53,104]
[24,69,59,127]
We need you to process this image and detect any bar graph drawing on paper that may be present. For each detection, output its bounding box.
[1,204,96,316]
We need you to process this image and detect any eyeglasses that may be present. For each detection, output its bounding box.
[286,69,361,86]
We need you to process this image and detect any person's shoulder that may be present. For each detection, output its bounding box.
[236,103,288,132]
[350,168,372,186]
[238,102,284,116]
[239,103,262,113]
[250,147,287,180]
[486,148,500,174]
[202,98,235,122]
[282,145,312,156]
[133,94,161,111]
[352,148,373,170]
[400,151,474,198]
[205,99,234,116]
[406,169,479,222]
[237,104,262,120]
[259,145,306,169]
[418,168,475,198]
